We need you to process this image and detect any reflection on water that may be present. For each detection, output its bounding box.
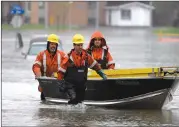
[34,103,179,126]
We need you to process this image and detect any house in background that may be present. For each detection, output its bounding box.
[3,1,178,27]
[2,1,106,27]
[105,2,155,27]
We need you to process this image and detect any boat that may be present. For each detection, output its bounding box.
[37,67,179,109]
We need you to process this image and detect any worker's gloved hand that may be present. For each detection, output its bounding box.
[96,70,107,80]
[58,80,66,92]
[51,72,58,78]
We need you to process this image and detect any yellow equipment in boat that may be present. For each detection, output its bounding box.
[52,67,179,79]
[87,67,179,79]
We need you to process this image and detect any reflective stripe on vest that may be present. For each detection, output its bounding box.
[34,61,42,66]
[107,60,115,65]
[57,53,61,69]
[43,52,61,76]
[69,53,87,66]
[89,60,97,68]
[101,49,104,60]
[70,55,74,62]
[43,53,47,76]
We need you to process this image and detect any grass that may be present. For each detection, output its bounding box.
[154,27,179,35]
[1,24,80,31]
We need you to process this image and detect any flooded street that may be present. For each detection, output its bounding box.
[2,27,179,126]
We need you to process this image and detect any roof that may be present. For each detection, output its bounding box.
[31,42,47,45]
[105,2,155,10]
[31,34,48,38]
[29,36,64,51]
[30,36,47,44]
[106,1,150,6]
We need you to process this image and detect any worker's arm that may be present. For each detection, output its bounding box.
[87,54,107,80]
[57,56,69,80]
[106,51,115,69]
[32,52,43,78]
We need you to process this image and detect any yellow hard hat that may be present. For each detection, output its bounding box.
[72,34,84,44]
[47,34,59,44]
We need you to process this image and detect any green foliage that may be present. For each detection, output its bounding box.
[1,24,79,31]
[154,27,179,34]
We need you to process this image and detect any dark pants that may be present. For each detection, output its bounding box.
[65,81,86,104]
[75,84,86,102]
[40,92,45,101]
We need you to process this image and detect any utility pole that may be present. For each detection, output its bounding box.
[68,1,73,32]
[45,2,48,29]
[95,1,99,30]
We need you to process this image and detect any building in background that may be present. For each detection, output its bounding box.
[23,1,106,27]
[105,1,179,27]
[2,1,179,27]
[2,1,106,27]
[105,2,154,27]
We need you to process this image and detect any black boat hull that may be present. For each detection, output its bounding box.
[38,77,179,109]
[45,88,171,109]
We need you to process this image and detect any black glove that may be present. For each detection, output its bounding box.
[96,70,107,80]
[58,80,66,92]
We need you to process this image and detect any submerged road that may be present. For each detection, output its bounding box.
[2,27,179,126]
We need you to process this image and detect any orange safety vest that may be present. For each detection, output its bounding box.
[87,31,115,69]
[32,50,67,77]
[57,49,101,80]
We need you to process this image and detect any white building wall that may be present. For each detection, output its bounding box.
[132,6,151,26]
[131,6,144,26]
[111,10,119,26]
[142,8,151,26]
[109,5,152,26]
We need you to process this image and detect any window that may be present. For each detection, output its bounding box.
[108,10,112,25]
[29,43,63,55]
[88,18,96,25]
[121,9,131,20]
[88,1,96,9]
[39,2,44,9]
[27,2,31,11]
[39,17,44,24]
[29,44,47,55]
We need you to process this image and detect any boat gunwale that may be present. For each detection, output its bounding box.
[37,76,179,81]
